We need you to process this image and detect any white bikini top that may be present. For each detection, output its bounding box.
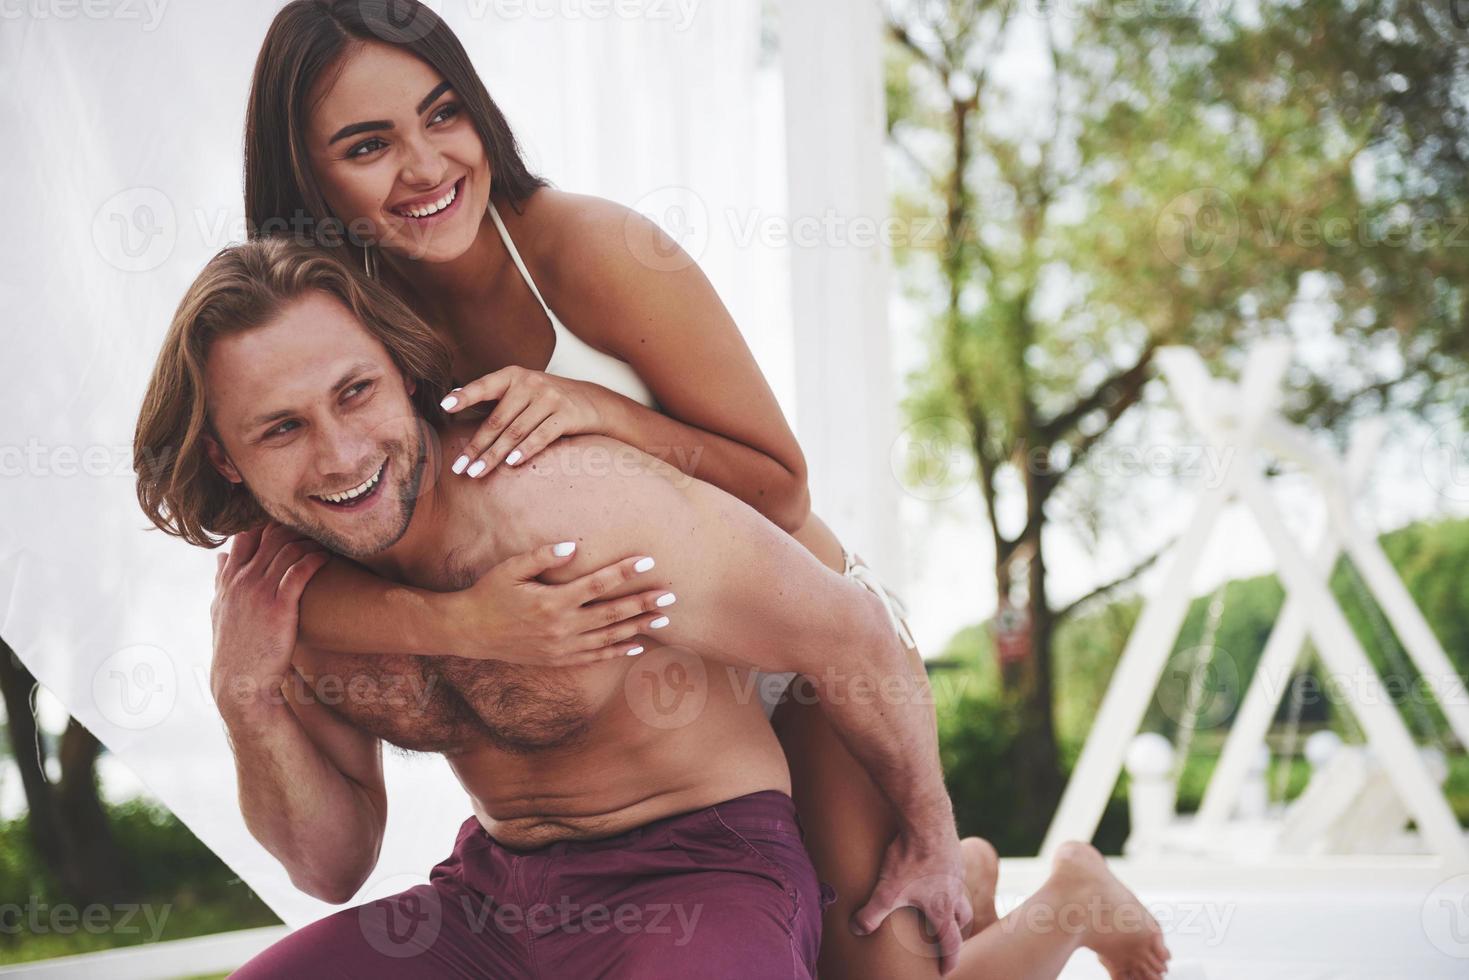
[487,201,658,411]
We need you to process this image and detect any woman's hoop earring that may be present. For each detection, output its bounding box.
[363,243,379,281]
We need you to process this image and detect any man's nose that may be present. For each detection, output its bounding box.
[312,423,375,481]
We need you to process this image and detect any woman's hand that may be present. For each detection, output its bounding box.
[440,366,608,477]
[443,541,675,666]
[210,522,330,725]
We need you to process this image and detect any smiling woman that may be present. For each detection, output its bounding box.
[244,0,546,268]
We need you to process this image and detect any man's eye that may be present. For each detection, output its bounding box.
[347,138,387,159]
[346,380,373,399]
[267,420,300,438]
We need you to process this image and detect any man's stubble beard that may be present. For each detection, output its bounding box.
[258,421,429,561]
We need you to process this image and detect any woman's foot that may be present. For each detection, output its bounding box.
[1049,841,1172,980]
[959,836,1000,938]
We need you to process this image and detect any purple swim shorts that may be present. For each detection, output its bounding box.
[231,789,837,978]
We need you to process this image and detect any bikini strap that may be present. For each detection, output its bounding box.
[487,200,558,325]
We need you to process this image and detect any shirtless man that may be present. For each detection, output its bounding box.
[133,237,971,978]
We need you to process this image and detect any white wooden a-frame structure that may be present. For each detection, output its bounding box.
[1041,341,1469,867]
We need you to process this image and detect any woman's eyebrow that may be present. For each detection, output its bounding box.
[415,81,452,114]
[327,82,454,145]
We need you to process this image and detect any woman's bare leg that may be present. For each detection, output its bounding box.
[775,513,1169,978]
[951,841,1171,980]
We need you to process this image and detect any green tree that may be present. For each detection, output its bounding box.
[885,0,1469,842]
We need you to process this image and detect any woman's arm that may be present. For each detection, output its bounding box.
[536,192,814,533]
[288,537,673,664]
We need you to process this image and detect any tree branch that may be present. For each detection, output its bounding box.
[1054,536,1175,623]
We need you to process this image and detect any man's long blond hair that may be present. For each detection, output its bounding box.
[134,237,453,547]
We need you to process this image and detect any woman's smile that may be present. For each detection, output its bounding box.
[388,175,466,229]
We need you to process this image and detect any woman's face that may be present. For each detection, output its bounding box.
[307,41,492,265]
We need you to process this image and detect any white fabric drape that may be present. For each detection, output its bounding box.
[0,0,781,928]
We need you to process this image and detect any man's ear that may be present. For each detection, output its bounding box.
[203,434,244,484]
[402,371,417,398]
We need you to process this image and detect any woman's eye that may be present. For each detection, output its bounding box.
[346,380,373,399]
[429,103,460,126]
[347,138,387,159]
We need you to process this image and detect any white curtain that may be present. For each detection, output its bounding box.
[0,0,783,928]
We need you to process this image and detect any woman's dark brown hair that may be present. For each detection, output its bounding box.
[244,0,546,259]
[134,237,454,548]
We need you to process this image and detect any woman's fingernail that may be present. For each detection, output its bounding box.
[452,454,470,474]
[627,645,644,656]
[467,460,488,478]
[650,616,670,629]
[633,556,655,573]
[440,395,459,411]
[656,592,676,607]
[505,449,523,466]
[553,541,576,557]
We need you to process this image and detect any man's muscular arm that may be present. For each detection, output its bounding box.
[212,524,387,904]
[484,436,970,961]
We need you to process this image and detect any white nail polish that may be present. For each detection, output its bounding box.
[650,616,670,629]
[553,541,576,557]
[506,449,523,466]
[656,593,676,607]
[633,556,655,573]
[627,646,644,656]
[452,455,469,474]
[467,460,487,478]
[440,395,458,410]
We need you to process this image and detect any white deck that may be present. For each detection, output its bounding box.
[998,857,1469,980]
[2,860,1462,978]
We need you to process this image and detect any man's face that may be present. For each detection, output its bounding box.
[204,291,428,559]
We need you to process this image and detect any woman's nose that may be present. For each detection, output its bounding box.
[399,134,447,189]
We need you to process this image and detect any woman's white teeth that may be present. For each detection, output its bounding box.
[320,465,382,504]
[399,183,457,218]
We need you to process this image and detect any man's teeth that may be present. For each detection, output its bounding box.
[319,465,383,504]
[398,183,457,218]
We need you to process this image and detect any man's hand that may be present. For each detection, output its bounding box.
[852,828,973,975]
[210,521,329,725]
